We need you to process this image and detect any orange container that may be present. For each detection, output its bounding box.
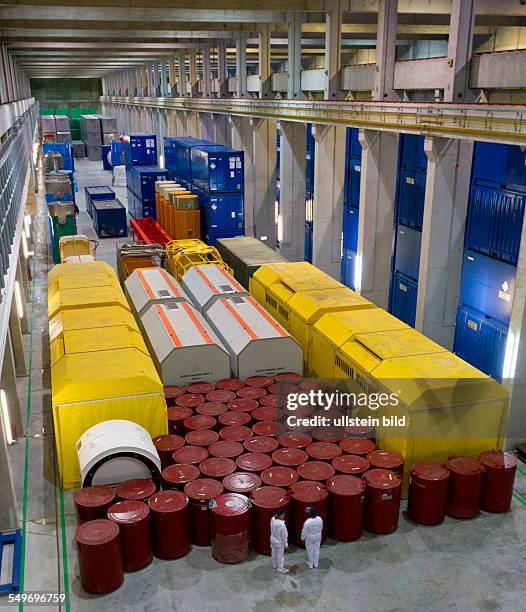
[173,209,201,240]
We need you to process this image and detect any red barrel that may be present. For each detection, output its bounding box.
[173,445,209,465]
[278,431,312,449]
[261,466,299,487]
[168,406,193,436]
[199,457,237,480]
[76,519,123,594]
[162,463,200,490]
[445,457,483,518]
[237,386,267,400]
[209,440,244,459]
[479,450,517,513]
[297,461,335,482]
[345,424,376,443]
[216,378,245,391]
[236,452,273,473]
[206,389,236,403]
[219,425,253,441]
[148,490,190,559]
[184,478,224,546]
[274,372,302,383]
[116,479,156,503]
[107,500,152,571]
[306,442,342,463]
[363,469,401,534]
[259,394,278,408]
[244,435,279,454]
[223,472,262,494]
[210,493,251,563]
[176,393,206,408]
[252,406,282,422]
[74,486,116,524]
[367,450,404,478]
[185,429,219,447]
[219,411,251,427]
[246,375,273,388]
[289,481,329,547]
[186,382,215,395]
[164,385,185,406]
[312,426,345,443]
[327,475,365,541]
[407,462,449,526]
[272,447,308,468]
[196,402,228,417]
[250,486,290,555]
[252,421,286,437]
[228,398,258,413]
[339,437,375,457]
[332,454,369,477]
[183,414,217,434]
[153,434,185,470]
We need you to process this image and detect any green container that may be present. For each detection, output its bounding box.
[55,107,69,116]
[41,108,55,116]
[215,237,288,290]
[48,202,77,263]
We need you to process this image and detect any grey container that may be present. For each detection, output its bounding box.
[56,131,72,143]
[80,115,101,134]
[45,173,72,199]
[41,116,56,133]
[86,144,102,161]
[71,141,86,158]
[54,115,70,131]
[83,131,102,146]
[215,236,289,290]
[98,115,117,133]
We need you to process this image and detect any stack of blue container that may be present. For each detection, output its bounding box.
[84,186,115,218]
[454,142,526,380]
[43,143,75,172]
[123,133,169,218]
[304,124,315,263]
[340,128,362,290]
[163,136,245,245]
[388,134,428,327]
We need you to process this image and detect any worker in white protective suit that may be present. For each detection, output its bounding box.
[301,506,323,569]
[270,508,289,573]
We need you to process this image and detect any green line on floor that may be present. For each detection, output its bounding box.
[517,466,526,478]
[512,490,526,508]
[18,235,36,612]
[59,488,71,612]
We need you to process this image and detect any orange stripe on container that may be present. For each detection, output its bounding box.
[195,265,220,294]
[182,302,214,345]
[216,265,245,293]
[158,268,182,297]
[155,304,182,347]
[248,296,288,337]
[136,269,154,299]
[221,298,258,340]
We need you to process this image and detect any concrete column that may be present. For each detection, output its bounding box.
[160,58,168,96]
[445,0,476,102]
[8,299,26,377]
[416,137,473,348]
[236,32,248,98]
[186,112,199,138]
[356,129,398,307]
[15,265,28,334]
[287,12,304,99]
[230,116,255,235]
[189,49,198,96]
[199,112,214,141]
[1,332,23,442]
[277,121,306,260]
[374,0,401,101]
[217,40,229,98]
[178,54,187,96]
[251,118,278,247]
[202,44,212,98]
[312,124,345,278]
[213,114,231,146]
[324,3,343,100]
[176,110,188,136]
[259,25,272,99]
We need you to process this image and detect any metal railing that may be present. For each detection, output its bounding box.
[102,96,526,146]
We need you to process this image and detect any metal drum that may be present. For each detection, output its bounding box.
[149,490,191,559]
[306,442,342,463]
[339,437,375,457]
[407,462,450,525]
[222,472,262,495]
[228,398,258,414]
[219,425,253,442]
[332,454,369,477]
[186,382,215,395]
[250,486,290,555]
[199,457,237,480]
[196,402,228,418]
[152,434,185,470]
[184,478,224,546]
[327,475,366,541]
[210,493,251,563]
[107,500,152,571]
[243,436,279,454]
[168,406,193,436]
[261,466,299,488]
[162,463,200,490]
[236,452,273,473]
[176,393,206,408]
[183,414,217,434]
[252,421,286,437]
[446,457,483,518]
[219,411,251,427]
[367,450,404,478]
[207,389,237,403]
[245,375,273,388]
[363,469,401,534]
[208,440,244,459]
[164,385,185,407]
[289,481,329,547]
[297,461,335,482]
[278,432,312,449]
[237,386,267,400]
[75,519,123,594]
[479,451,517,513]
[116,478,156,503]
[185,429,219,447]
[172,445,209,465]
[215,378,245,391]
[272,448,308,468]
[74,486,116,523]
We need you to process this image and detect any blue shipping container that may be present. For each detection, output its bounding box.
[390,271,418,327]
[92,199,128,238]
[172,137,211,181]
[341,248,358,291]
[459,250,516,325]
[395,134,427,229]
[123,133,157,167]
[190,145,244,193]
[304,220,313,263]
[471,142,526,188]
[192,187,244,237]
[342,206,359,253]
[102,145,112,171]
[85,186,115,218]
[454,305,508,381]
[394,224,422,281]
[129,166,169,218]
[465,181,526,265]
[42,143,74,172]
[344,128,362,209]
[399,134,427,173]
[111,140,126,167]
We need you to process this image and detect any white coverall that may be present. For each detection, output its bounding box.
[270,517,288,571]
[301,516,323,568]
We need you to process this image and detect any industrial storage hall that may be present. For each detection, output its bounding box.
[0,0,526,610]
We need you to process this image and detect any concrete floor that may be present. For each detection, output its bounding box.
[8,156,526,612]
